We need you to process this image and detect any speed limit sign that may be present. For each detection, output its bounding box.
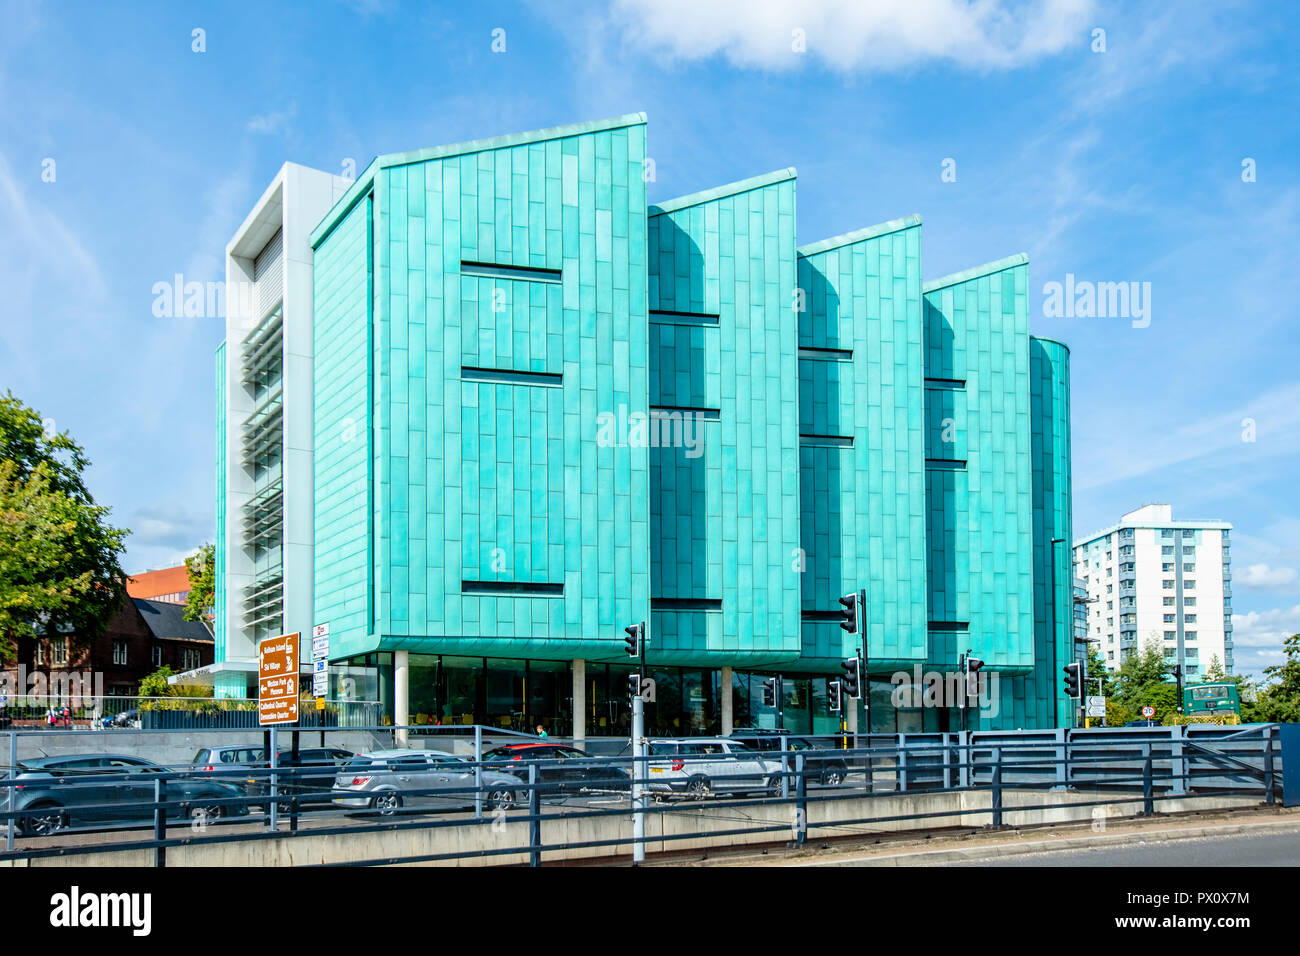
[1141,705,1155,718]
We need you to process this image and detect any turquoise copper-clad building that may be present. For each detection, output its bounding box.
[211,114,1074,736]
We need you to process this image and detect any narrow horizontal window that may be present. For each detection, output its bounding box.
[925,458,966,470]
[461,367,562,387]
[800,434,853,447]
[460,261,561,283]
[462,580,563,597]
[925,377,966,389]
[649,309,720,326]
[651,597,722,611]
[798,346,853,361]
[801,610,851,622]
[649,405,721,420]
[928,621,970,632]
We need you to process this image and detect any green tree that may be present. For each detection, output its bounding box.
[139,666,175,698]
[1111,637,1175,722]
[182,543,215,624]
[0,393,128,661]
[1203,654,1226,682]
[1250,634,1300,723]
[1083,642,1114,697]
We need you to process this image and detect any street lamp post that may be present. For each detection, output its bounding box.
[1051,537,1067,728]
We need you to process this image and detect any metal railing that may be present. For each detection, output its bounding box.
[0,723,1286,866]
[0,696,382,730]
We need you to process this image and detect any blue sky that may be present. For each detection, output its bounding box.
[1,1,1297,677]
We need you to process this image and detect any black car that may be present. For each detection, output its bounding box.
[3,754,249,835]
[480,743,631,795]
[264,747,357,808]
[729,730,851,786]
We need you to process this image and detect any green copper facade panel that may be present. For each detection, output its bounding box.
[922,258,1035,675]
[313,196,374,660]
[647,173,802,663]
[795,220,928,670]
[315,117,652,661]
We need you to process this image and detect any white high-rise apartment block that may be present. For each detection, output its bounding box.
[1073,504,1234,679]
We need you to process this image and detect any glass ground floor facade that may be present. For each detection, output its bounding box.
[331,652,958,737]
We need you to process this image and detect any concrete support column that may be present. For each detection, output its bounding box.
[394,650,409,747]
[572,659,586,745]
[720,666,733,736]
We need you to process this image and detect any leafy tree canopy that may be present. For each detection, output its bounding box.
[0,393,128,661]
[182,542,215,624]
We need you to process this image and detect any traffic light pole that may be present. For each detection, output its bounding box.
[630,619,647,865]
[631,691,645,864]
[778,675,784,730]
[858,588,868,737]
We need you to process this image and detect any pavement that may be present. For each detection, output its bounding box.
[653,805,1300,867]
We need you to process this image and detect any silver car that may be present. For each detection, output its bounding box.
[332,749,524,815]
[633,738,783,797]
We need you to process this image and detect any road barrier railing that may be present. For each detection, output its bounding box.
[0,723,1286,865]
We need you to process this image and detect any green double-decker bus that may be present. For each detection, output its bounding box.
[1183,682,1241,723]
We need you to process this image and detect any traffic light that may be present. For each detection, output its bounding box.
[624,622,642,658]
[838,592,859,634]
[1062,661,1081,699]
[841,656,861,699]
[828,680,843,713]
[626,672,641,701]
[966,656,984,674]
[762,677,780,708]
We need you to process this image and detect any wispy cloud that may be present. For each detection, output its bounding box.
[1230,603,1299,675]
[1237,563,1299,591]
[605,0,1094,72]
[1075,381,1300,492]
[247,103,298,135]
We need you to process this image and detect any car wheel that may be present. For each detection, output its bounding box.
[487,789,517,811]
[821,766,846,787]
[684,775,711,799]
[370,791,403,816]
[765,776,785,795]
[19,803,66,836]
[188,803,224,823]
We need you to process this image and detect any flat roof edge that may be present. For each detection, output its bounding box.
[1029,335,1071,353]
[923,253,1029,293]
[797,214,922,256]
[649,168,797,217]
[1074,520,1235,546]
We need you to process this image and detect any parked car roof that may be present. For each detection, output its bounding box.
[359,749,457,760]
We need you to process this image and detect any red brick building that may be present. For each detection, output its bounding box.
[14,594,214,698]
[126,564,193,606]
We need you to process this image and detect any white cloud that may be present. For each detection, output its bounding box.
[246,103,297,135]
[607,0,1094,72]
[1228,604,1300,677]
[1230,604,1299,650]
[1237,563,1299,591]
[1075,381,1300,492]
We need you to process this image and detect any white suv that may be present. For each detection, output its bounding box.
[628,738,783,797]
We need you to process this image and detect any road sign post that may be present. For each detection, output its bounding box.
[259,633,300,727]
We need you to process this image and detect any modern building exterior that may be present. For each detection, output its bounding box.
[212,164,354,696]
[1074,504,1233,679]
[126,565,192,606]
[214,114,1074,734]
